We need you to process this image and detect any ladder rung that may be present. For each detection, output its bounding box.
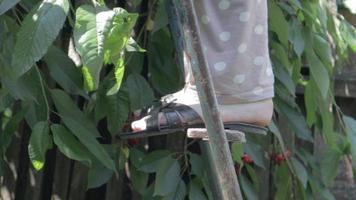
[187,128,246,142]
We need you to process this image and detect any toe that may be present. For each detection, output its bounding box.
[131,119,147,131]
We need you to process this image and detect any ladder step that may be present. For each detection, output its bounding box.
[187,128,246,142]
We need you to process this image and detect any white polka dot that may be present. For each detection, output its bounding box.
[237,43,247,53]
[239,12,250,22]
[214,62,226,71]
[218,1,230,10]
[253,56,265,66]
[254,24,264,35]
[219,32,231,42]
[201,15,210,24]
[233,74,245,84]
[266,67,273,76]
[253,87,264,95]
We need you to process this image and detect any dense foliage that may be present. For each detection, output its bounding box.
[0,0,355,199]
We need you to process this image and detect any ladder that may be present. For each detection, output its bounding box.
[121,0,268,199]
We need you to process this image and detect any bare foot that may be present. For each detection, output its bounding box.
[131,88,273,132]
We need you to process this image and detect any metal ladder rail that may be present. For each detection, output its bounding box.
[169,1,244,199]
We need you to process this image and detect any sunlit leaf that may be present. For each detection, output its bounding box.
[28,121,50,170]
[106,52,125,95]
[12,0,69,77]
[74,5,138,91]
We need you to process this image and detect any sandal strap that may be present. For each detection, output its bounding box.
[144,103,202,131]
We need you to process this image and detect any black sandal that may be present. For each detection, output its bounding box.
[119,100,268,139]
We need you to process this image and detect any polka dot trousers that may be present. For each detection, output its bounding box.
[184,0,275,104]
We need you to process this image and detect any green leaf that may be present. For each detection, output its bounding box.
[163,180,186,200]
[268,122,288,156]
[189,153,204,177]
[87,161,114,189]
[270,42,291,70]
[154,157,180,196]
[142,183,161,200]
[103,7,138,63]
[239,174,258,200]
[313,34,333,71]
[106,88,130,134]
[288,18,304,57]
[245,165,259,191]
[304,32,330,99]
[126,37,145,52]
[106,52,125,95]
[275,163,292,200]
[51,124,93,166]
[231,142,244,165]
[138,150,170,173]
[320,146,342,186]
[0,106,29,152]
[275,97,314,142]
[74,5,105,91]
[0,0,20,15]
[51,89,115,170]
[339,19,356,52]
[0,90,13,112]
[151,0,169,33]
[268,0,289,47]
[74,5,138,91]
[148,29,183,95]
[129,148,146,168]
[130,166,149,194]
[244,141,265,169]
[274,62,295,95]
[304,80,317,127]
[28,121,50,170]
[309,177,335,200]
[291,157,308,188]
[127,73,155,110]
[188,180,207,200]
[43,46,86,97]
[12,0,69,77]
[343,116,356,169]
[320,97,337,149]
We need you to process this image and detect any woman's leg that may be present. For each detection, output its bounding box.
[132,0,274,131]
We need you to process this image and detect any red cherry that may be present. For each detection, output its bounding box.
[122,123,131,131]
[241,153,253,164]
[128,138,140,146]
[275,154,285,166]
